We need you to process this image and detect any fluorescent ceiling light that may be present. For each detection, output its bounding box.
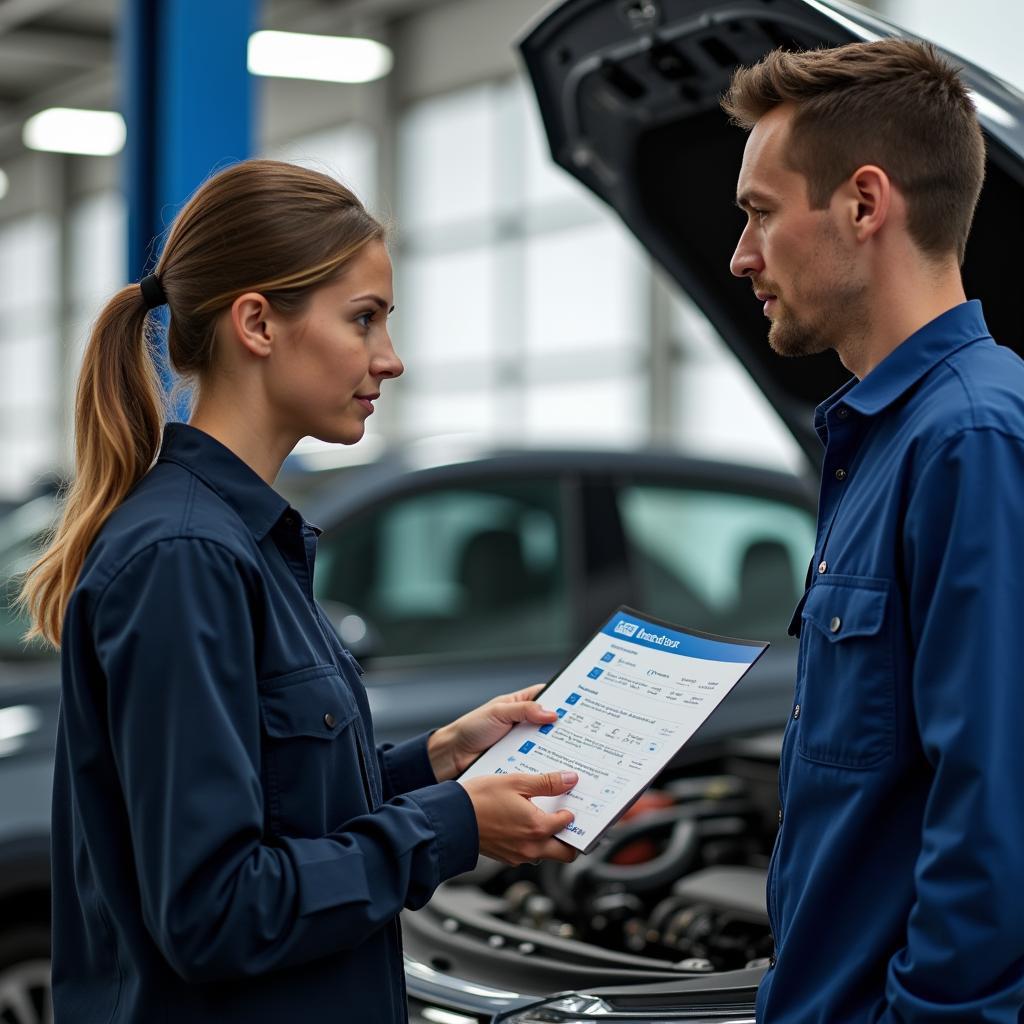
[248,30,393,84]
[0,167,8,200]
[23,108,126,156]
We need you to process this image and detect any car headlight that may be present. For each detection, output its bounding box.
[501,993,756,1023]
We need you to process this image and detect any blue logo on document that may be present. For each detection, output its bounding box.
[601,652,615,663]
[519,741,536,754]
[588,667,604,679]
[556,708,567,717]
[538,723,554,734]
[566,693,581,705]
[613,620,639,637]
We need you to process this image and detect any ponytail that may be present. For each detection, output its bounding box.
[18,283,165,648]
[18,157,384,649]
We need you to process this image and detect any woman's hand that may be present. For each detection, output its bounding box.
[428,683,556,781]
[460,769,580,864]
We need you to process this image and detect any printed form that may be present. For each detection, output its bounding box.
[459,606,768,853]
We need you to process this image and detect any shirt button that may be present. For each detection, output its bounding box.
[835,468,848,481]
[818,560,828,574]
[323,712,337,729]
[830,617,842,633]
[777,807,783,825]
[792,704,801,719]
[837,407,849,420]
[769,954,777,968]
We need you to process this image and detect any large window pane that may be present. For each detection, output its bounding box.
[398,84,498,233]
[0,213,59,498]
[525,375,646,447]
[670,290,805,473]
[399,383,497,438]
[513,77,602,216]
[0,336,55,408]
[69,191,126,311]
[0,214,58,314]
[524,221,648,354]
[68,191,127,405]
[395,244,498,367]
[269,123,378,214]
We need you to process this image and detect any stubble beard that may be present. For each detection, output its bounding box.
[767,292,869,358]
[764,221,870,361]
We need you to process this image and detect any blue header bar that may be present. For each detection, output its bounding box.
[600,611,765,664]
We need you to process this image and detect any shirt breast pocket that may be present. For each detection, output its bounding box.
[258,664,369,836]
[796,577,895,770]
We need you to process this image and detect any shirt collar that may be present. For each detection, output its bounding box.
[157,422,291,540]
[813,300,991,435]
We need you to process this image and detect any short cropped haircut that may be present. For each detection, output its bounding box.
[721,39,986,263]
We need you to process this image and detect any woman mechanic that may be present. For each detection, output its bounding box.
[20,159,579,1022]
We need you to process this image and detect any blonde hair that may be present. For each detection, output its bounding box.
[19,159,383,647]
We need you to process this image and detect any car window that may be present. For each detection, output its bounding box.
[617,483,815,640]
[0,495,56,660]
[313,479,570,662]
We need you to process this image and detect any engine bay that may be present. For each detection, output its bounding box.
[404,733,781,995]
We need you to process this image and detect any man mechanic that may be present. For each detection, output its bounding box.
[724,39,1024,1023]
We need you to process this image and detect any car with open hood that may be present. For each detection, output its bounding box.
[398,1,1024,1022]
[0,2,1020,1021]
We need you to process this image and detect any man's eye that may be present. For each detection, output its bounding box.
[753,208,769,222]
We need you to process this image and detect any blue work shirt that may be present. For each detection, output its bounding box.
[757,301,1024,1023]
[51,423,479,1023]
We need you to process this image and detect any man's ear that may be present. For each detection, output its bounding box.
[844,164,892,243]
[228,292,275,358]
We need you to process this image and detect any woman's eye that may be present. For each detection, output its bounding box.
[355,311,374,329]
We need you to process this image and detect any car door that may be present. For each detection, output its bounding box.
[609,472,816,739]
[312,470,578,744]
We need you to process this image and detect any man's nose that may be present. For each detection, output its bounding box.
[730,223,764,279]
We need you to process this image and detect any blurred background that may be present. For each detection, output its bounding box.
[0,0,1018,504]
[0,6,1021,1017]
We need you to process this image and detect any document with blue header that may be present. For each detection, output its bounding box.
[458,606,769,854]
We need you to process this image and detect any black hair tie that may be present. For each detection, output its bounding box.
[140,273,167,311]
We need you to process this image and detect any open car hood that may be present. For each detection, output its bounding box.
[519,0,1024,463]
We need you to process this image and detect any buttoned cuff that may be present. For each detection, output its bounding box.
[379,732,439,798]
[405,780,479,882]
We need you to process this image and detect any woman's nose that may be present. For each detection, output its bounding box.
[373,333,404,381]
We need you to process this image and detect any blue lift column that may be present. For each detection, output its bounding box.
[122,0,256,400]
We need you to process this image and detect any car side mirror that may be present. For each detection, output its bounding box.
[321,601,382,661]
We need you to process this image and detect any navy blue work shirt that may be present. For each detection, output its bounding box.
[51,423,479,1023]
[757,301,1024,1023]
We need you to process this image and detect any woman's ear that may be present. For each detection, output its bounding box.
[228,292,275,359]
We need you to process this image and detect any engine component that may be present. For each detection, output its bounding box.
[482,768,777,974]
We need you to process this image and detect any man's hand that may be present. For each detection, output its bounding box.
[428,683,556,781]
[460,769,579,864]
